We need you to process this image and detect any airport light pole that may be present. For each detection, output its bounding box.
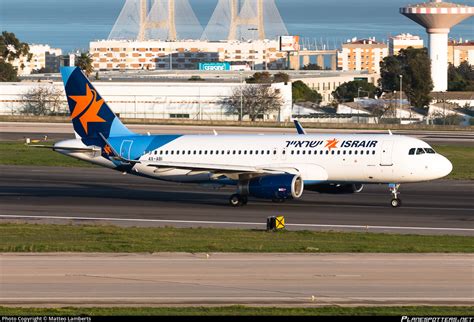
[399,74,403,120]
[240,71,243,122]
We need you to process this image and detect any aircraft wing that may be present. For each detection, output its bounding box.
[142,160,290,175]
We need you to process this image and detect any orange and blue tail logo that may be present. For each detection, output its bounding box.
[61,67,134,145]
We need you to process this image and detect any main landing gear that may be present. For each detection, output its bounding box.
[229,194,248,207]
[389,183,402,208]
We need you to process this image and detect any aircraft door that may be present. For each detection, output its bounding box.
[380,141,394,166]
[120,140,133,160]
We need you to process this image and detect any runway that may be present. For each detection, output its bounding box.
[1,122,473,146]
[1,253,472,306]
[1,165,473,235]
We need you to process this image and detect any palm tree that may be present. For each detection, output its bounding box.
[75,52,94,76]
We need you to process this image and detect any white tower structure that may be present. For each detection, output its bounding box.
[202,0,288,41]
[109,0,202,41]
[400,0,473,92]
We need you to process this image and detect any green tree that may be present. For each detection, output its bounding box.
[0,31,30,82]
[273,72,290,83]
[292,80,322,104]
[448,62,474,91]
[75,52,94,76]
[0,61,18,82]
[246,72,272,84]
[302,63,323,70]
[0,31,30,62]
[380,47,433,108]
[332,80,378,103]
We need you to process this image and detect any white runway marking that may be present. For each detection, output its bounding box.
[1,214,473,233]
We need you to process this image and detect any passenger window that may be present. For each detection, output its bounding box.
[244,151,247,155]
[326,150,329,155]
[297,150,300,155]
[273,150,277,155]
[282,150,286,155]
[165,151,169,155]
[302,151,306,155]
[372,151,375,155]
[160,151,163,155]
[354,150,358,155]
[343,151,346,155]
[267,150,270,155]
[291,151,294,155]
[366,151,370,155]
[331,151,335,155]
[249,150,253,155]
[320,150,323,155]
[416,148,425,155]
[176,151,180,155]
[337,151,340,155]
[210,151,213,155]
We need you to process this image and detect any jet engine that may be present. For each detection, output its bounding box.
[239,174,304,200]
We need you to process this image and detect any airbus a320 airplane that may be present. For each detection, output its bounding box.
[44,67,452,207]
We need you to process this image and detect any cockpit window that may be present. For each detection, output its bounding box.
[409,148,416,155]
[424,148,435,154]
[416,148,425,155]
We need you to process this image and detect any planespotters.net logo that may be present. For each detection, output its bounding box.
[401,317,473,322]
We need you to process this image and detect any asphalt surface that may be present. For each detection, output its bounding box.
[1,253,472,306]
[1,122,474,146]
[1,165,473,235]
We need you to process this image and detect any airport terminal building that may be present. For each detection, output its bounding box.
[0,78,292,122]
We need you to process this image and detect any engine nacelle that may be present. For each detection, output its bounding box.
[239,174,304,200]
[306,183,364,194]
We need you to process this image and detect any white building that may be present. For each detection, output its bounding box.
[428,102,472,126]
[0,80,292,122]
[90,39,288,71]
[11,44,62,75]
[389,33,424,56]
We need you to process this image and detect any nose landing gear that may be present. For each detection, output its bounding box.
[389,183,402,208]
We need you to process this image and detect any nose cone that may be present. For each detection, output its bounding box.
[434,155,453,179]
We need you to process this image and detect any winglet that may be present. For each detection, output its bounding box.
[388,129,393,136]
[294,120,307,135]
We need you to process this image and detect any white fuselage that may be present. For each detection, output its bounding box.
[57,134,453,185]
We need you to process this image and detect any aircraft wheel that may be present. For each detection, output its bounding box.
[229,194,244,207]
[391,198,402,208]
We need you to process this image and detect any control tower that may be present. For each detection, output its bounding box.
[400,0,473,92]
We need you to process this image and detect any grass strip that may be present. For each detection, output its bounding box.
[0,142,472,179]
[0,223,472,253]
[0,141,94,168]
[0,306,472,316]
[433,145,474,180]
